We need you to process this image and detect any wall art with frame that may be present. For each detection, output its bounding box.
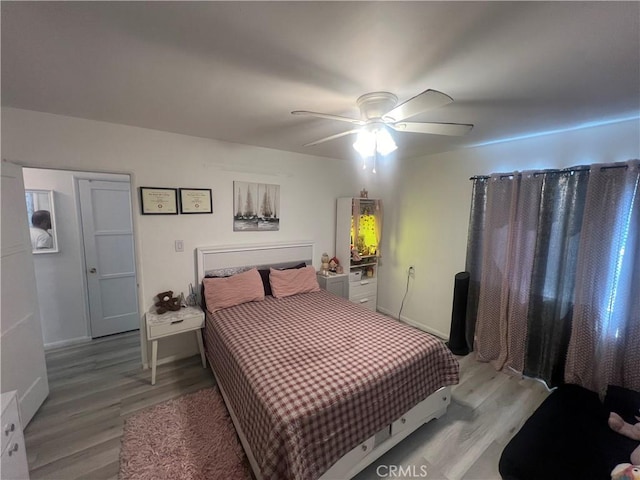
[179,188,213,214]
[233,181,280,231]
[139,187,178,215]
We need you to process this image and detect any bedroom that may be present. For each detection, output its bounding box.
[1,2,639,479]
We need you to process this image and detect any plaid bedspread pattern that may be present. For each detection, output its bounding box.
[204,290,459,480]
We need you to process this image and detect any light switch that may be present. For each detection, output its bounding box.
[175,240,184,252]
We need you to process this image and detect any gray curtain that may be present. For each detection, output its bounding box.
[524,170,588,385]
[467,160,640,392]
[565,161,640,395]
[464,177,488,351]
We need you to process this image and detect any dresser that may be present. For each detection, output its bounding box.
[145,306,207,385]
[1,391,29,480]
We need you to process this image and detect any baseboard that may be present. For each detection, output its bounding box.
[44,336,92,351]
[376,306,449,341]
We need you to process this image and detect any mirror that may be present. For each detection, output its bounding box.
[25,190,59,254]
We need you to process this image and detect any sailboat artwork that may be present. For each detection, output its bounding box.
[233,181,280,231]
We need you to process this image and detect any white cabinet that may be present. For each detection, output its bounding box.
[1,391,30,480]
[336,197,382,310]
[317,273,349,299]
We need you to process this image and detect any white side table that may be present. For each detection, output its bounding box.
[317,272,349,299]
[146,306,207,385]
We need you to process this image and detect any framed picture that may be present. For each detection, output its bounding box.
[179,188,213,214]
[25,189,59,254]
[233,181,280,231]
[139,187,178,215]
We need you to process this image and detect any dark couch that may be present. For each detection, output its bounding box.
[499,384,640,480]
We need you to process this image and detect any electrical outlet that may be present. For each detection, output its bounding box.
[409,265,415,278]
[175,240,184,252]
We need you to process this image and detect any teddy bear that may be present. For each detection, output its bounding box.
[155,290,181,314]
[610,410,640,479]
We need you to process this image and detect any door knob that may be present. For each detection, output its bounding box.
[89,267,97,273]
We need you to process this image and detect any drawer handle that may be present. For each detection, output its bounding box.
[401,418,407,424]
[8,443,19,456]
[361,444,368,452]
[360,281,369,285]
[170,319,184,325]
[359,298,369,303]
[4,423,15,436]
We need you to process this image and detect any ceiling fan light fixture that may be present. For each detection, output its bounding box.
[353,126,397,158]
[353,129,376,158]
[375,127,397,156]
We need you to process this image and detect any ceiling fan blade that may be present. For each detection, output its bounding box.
[303,129,360,147]
[391,122,474,136]
[383,89,453,122]
[292,110,364,125]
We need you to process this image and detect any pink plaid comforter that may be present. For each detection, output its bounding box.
[204,290,459,480]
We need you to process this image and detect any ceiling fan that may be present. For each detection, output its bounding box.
[291,89,473,157]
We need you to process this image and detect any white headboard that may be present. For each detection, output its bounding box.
[196,241,314,281]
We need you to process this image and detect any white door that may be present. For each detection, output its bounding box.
[1,160,49,425]
[78,179,139,338]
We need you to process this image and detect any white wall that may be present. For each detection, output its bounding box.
[9,107,635,361]
[22,168,130,348]
[377,119,640,338]
[3,107,378,364]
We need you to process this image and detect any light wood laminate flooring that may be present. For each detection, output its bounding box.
[24,331,549,480]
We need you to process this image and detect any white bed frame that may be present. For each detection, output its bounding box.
[196,241,453,480]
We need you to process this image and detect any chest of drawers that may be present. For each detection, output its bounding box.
[349,277,377,311]
[1,391,29,480]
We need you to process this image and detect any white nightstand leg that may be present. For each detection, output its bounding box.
[196,329,206,368]
[151,340,158,385]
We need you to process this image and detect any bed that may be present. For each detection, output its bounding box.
[197,242,459,480]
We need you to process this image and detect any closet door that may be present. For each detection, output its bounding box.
[0,160,49,425]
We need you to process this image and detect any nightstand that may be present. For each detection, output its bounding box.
[317,272,349,299]
[146,306,207,385]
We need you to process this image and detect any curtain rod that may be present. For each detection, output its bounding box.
[469,163,630,181]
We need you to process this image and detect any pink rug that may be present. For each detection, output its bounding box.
[119,387,252,480]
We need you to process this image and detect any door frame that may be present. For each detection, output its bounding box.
[20,164,148,367]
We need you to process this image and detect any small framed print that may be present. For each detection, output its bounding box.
[179,188,213,214]
[139,187,178,215]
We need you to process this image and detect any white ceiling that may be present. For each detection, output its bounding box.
[2,2,639,161]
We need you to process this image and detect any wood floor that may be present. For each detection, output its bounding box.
[24,331,549,480]
[24,331,215,480]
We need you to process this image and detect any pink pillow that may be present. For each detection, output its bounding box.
[269,265,320,298]
[203,268,264,312]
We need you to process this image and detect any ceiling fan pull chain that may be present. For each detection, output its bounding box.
[372,143,377,174]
